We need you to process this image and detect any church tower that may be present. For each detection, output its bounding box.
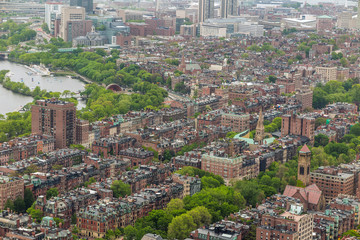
[298,144,311,186]
[254,108,265,145]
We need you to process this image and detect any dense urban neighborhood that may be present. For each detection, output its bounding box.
[1,0,360,239]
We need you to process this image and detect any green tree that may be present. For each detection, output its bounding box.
[166,199,184,213]
[233,180,264,207]
[340,57,348,67]
[24,188,35,209]
[27,207,44,223]
[315,117,327,129]
[124,225,138,240]
[259,175,272,186]
[187,206,212,227]
[71,213,77,225]
[350,123,360,136]
[201,176,221,189]
[168,214,197,240]
[314,134,329,147]
[268,75,277,83]
[54,217,64,227]
[4,199,14,210]
[41,22,50,34]
[46,188,59,200]
[110,180,131,198]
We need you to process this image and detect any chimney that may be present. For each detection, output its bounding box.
[16,219,20,228]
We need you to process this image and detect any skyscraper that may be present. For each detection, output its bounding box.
[70,0,93,14]
[198,0,214,23]
[31,99,76,149]
[221,0,237,18]
[45,2,63,35]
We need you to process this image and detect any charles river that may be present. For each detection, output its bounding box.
[0,60,86,115]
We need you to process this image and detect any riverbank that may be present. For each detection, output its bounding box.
[7,58,93,85]
[52,70,93,84]
[0,61,86,114]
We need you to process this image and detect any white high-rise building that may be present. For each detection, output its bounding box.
[45,2,63,35]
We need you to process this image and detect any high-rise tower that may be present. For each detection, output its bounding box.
[221,0,237,18]
[70,0,93,14]
[298,144,311,186]
[31,99,76,149]
[199,0,214,23]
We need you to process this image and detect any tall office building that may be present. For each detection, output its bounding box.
[70,0,93,14]
[60,6,92,42]
[198,0,214,23]
[31,99,76,149]
[220,0,237,18]
[45,2,63,35]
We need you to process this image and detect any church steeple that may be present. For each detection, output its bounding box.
[254,108,265,145]
[298,144,311,186]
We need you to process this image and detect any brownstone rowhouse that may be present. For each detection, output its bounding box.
[31,99,76,149]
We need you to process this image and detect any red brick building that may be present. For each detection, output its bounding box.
[281,113,315,142]
[257,206,313,240]
[0,176,24,209]
[118,148,154,167]
[221,113,250,133]
[310,167,355,203]
[283,184,326,211]
[31,99,76,149]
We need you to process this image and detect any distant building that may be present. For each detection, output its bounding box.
[191,220,248,240]
[31,99,76,149]
[0,176,24,209]
[199,0,214,23]
[337,11,357,29]
[283,184,326,211]
[281,113,315,142]
[73,27,108,46]
[87,16,130,44]
[295,89,313,111]
[76,119,90,147]
[45,2,63,35]
[315,66,337,82]
[60,6,91,42]
[310,167,355,202]
[221,113,250,133]
[201,153,258,183]
[180,24,196,36]
[70,0,93,14]
[257,203,313,240]
[316,15,333,32]
[172,173,201,198]
[281,16,316,31]
[221,0,237,18]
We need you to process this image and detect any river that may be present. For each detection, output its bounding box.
[0,60,86,115]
